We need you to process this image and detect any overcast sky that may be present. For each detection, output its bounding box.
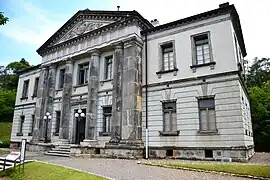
[0,0,269,66]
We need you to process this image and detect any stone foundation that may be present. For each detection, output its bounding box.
[149,146,255,162]
[27,142,54,152]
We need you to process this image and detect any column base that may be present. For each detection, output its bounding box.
[81,139,98,147]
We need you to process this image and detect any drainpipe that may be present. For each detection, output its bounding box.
[144,32,149,159]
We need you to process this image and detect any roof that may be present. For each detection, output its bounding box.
[36,10,153,55]
[18,64,41,75]
[141,4,247,57]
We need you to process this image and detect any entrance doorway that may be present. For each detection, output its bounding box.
[75,109,86,144]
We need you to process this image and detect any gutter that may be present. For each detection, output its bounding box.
[144,32,149,159]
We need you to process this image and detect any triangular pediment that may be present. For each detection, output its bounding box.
[55,19,113,45]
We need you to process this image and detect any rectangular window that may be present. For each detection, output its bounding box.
[104,56,113,80]
[22,80,29,99]
[32,77,39,97]
[31,114,35,134]
[193,33,212,65]
[103,106,112,133]
[161,43,174,71]
[163,101,177,132]
[78,63,89,85]
[19,115,25,134]
[59,68,65,89]
[198,98,216,131]
[55,111,61,136]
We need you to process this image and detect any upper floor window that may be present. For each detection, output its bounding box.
[32,77,39,97]
[161,42,174,71]
[103,106,112,133]
[78,63,89,85]
[22,80,29,99]
[59,68,65,89]
[163,101,177,132]
[198,98,216,132]
[104,56,113,80]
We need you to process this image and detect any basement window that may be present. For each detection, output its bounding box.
[205,150,213,158]
[166,150,173,157]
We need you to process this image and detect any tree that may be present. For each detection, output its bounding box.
[0,12,8,25]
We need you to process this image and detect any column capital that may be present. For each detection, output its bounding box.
[66,57,75,64]
[87,49,100,57]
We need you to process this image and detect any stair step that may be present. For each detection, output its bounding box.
[51,148,70,152]
[47,150,70,155]
[57,146,71,149]
[44,152,70,157]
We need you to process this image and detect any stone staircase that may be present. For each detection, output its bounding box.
[44,144,71,157]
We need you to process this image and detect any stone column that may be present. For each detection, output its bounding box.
[120,39,143,145]
[44,64,57,141]
[109,44,123,143]
[84,51,100,145]
[32,66,49,143]
[59,58,74,143]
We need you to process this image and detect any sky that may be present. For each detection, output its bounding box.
[0,0,269,66]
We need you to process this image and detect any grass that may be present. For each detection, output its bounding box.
[0,122,12,148]
[144,162,270,178]
[0,161,108,180]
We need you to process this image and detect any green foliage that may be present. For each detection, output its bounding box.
[247,57,270,152]
[0,162,107,180]
[0,91,16,121]
[145,162,270,178]
[0,122,12,148]
[0,12,8,25]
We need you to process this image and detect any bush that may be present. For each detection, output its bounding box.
[0,122,12,148]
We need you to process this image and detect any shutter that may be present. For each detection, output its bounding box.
[171,111,177,131]
[200,110,207,131]
[164,112,170,131]
[208,109,216,131]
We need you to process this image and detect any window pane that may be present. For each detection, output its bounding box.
[208,109,216,131]
[199,99,215,109]
[197,54,203,61]
[196,46,202,51]
[203,44,209,50]
[200,110,207,131]
[164,112,170,131]
[196,49,203,55]
[171,112,177,131]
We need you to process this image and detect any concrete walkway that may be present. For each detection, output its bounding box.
[28,154,248,180]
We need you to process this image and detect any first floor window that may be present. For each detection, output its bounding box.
[19,115,25,134]
[103,106,112,133]
[198,98,216,131]
[31,114,35,134]
[55,111,61,136]
[22,80,29,99]
[163,101,177,132]
[104,56,113,80]
[78,63,89,85]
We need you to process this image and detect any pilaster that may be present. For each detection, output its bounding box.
[32,66,49,143]
[109,44,124,143]
[84,50,100,145]
[59,58,74,142]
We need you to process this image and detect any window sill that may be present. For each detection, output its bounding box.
[73,84,88,92]
[100,79,113,86]
[55,88,63,91]
[156,68,178,75]
[197,130,219,135]
[190,62,216,69]
[159,130,180,136]
[16,133,23,136]
[20,97,28,101]
[28,133,32,136]
[99,132,112,136]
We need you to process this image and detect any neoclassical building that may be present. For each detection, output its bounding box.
[10,2,254,161]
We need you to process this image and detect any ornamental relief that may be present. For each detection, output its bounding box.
[57,21,108,44]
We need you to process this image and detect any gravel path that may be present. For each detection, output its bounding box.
[30,155,248,180]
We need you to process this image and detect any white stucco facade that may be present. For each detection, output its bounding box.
[11,3,254,161]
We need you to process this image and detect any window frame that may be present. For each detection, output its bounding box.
[58,68,65,89]
[159,100,179,136]
[32,77,39,98]
[21,79,30,100]
[17,115,25,136]
[101,106,112,136]
[156,40,178,76]
[78,62,89,85]
[197,96,217,133]
[190,31,215,70]
[104,55,113,80]
[28,114,35,136]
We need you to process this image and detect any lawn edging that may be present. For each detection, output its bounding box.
[34,160,115,180]
[143,162,269,180]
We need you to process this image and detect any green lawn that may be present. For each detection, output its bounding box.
[144,162,270,178]
[0,122,12,148]
[0,161,107,180]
